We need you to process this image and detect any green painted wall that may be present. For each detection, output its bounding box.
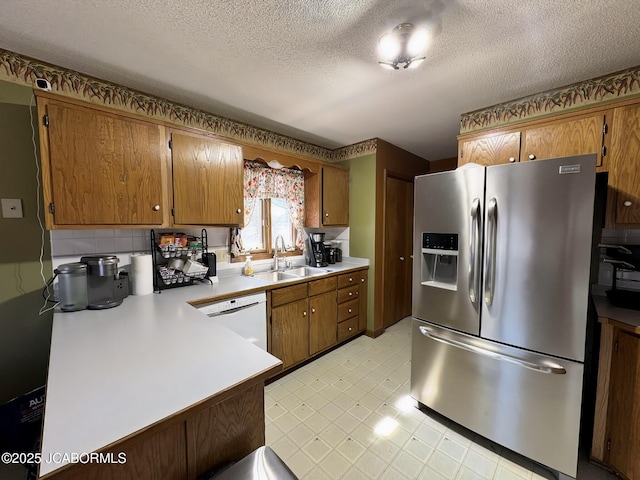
[0,83,52,404]
[340,154,376,331]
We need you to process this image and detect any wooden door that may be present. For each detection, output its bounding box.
[522,114,604,165]
[458,132,521,166]
[383,176,413,328]
[322,167,349,226]
[271,299,309,369]
[46,102,164,225]
[309,291,337,355]
[171,131,243,226]
[610,104,640,225]
[607,329,640,479]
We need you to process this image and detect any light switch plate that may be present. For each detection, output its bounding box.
[1,198,23,218]
[214,249,228,262]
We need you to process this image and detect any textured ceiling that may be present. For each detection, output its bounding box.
[1,0,639,160]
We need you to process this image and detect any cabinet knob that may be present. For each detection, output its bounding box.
[325,213,329,217]
[153,205,160,211]
[528,154,536,160]
[349,277,353,282]
[400,256,405,261]
[348,327,352,332]
[348,308,352,313]
[311,308,316,314]
[349,292,353,296]
[624,200,633,207]
[361,278,365,283]
[508,157,516,163]
[303,311,307,317]
[236,208,242,214]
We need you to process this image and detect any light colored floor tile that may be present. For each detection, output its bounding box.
[413,422,445,447]
[278,391,304,411]
[334,393,357,411]
[304,466,332,480]
[403,435,434,462]
[318,384,342,401]
[418,466,450,480]
[288,423,316,447]
[380,467,410,480]
[336,436,366,463]
[265,422,285,445]
[351,423,378,447]
[429,450,462,479]
[303,394,330,412]
[319,450,352,479]
[265,402,287,421]
[301,436,332,463]
[462,449,498,479]
[291,403,315,422]
[494,465,530,480]
[369,438,401,463]
[304,412,331,432]
[390,450,424,479]
[318,423,348,448]
[356,449,389,479]
[343,466,371,480]
[287,449,315,478]
[319,401,344,422]
[438,434,469,463]
[335,411,362,433]
[277,411,303,434]
[271,435,298,463]
[308,377,329,392]
[348,402,373,421]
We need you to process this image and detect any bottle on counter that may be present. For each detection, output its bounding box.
[244,255,254,276]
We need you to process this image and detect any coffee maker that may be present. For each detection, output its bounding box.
[80,255,129,309]
[307,233,328,267]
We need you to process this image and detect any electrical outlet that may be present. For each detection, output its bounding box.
[214,249,228,262]
[1,198,23,218]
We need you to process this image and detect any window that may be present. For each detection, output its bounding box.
[231,161,304,261]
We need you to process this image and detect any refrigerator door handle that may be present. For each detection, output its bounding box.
[484,197,497,306]
[418,325,567,375]
[469,198,481,304]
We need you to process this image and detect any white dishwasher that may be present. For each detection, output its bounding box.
[196,291,267,350]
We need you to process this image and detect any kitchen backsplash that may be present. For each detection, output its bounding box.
[49,226,350,273]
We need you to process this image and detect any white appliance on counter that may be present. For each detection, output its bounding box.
[411,155,600,480]
[197,292,267,350]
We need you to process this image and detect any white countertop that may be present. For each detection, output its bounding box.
[40,258,369,476]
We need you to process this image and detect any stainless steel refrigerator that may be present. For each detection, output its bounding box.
[410,155,597,479]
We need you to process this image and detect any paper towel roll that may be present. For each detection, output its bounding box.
[130,253,154,295]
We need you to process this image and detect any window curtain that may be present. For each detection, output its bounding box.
[230,161,304,256]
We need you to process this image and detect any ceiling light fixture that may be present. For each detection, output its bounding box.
[377,23,430,70]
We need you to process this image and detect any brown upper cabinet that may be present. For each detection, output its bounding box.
[609,103,640,226]
[458,132,521,166]
[37,97,168,228]
[458,113,607,168]
[169,130,244,227]
[304,165,349,227]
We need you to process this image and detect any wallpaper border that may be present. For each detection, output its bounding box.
[460,66,640,133]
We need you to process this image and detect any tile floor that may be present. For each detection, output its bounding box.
[264,317,617,480]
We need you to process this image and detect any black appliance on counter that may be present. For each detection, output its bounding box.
[80,255,129,309]
[308,233,328,267]
[600,243,640,310]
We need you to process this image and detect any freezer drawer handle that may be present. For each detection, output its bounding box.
[469,198,481,304]
[418,326,566,375]
[484,198,498,306]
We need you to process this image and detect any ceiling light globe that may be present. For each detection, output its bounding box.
[407,27,430,57]
[378,32,400,61]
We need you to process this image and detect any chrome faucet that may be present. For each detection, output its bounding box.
[273,235,286,270]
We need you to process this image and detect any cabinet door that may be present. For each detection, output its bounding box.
[271,299,308,369]
[607,330,640,479]
[45,101,165,226]
[322,167,349,226]
[171,131,243,226]
[309,291,337,355]
[610,104,640,225]
[359,270,368,332]
[522,115,604,165]
[458,132,521,166]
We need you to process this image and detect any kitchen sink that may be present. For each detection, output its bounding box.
[285,266,331,277]
[252,271,299,282]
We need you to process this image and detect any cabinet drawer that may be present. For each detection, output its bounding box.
[338,271,360,289]
[337,285,359,304]
[338,299,358,322]
[338,316,359,342]
[271,283,307,307]
[308,276,337,296]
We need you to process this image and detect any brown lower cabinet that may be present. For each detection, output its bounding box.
[43,376,277,480]
[269,268,368,372]
[591,317,640,480]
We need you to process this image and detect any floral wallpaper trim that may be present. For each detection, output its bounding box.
[0,48,333,161]
[329,138,378,162]
[460,66,640,133]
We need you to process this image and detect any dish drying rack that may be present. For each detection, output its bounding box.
[150,229,210,292]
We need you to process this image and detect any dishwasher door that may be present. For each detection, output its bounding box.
[197,292,267,350]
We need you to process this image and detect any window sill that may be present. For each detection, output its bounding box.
[231,250,302,263]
